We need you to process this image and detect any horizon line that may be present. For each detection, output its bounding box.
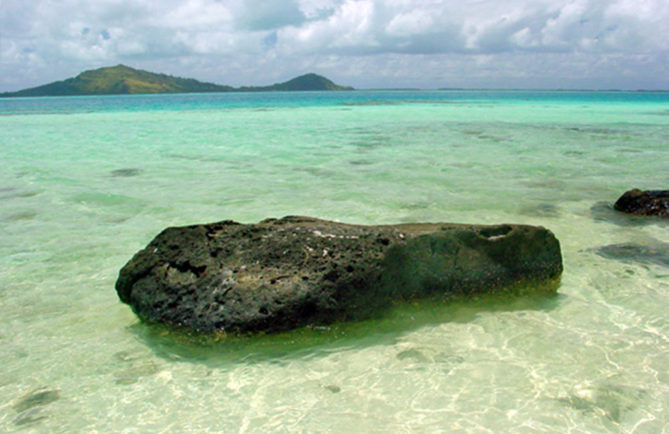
[3,87,669,96]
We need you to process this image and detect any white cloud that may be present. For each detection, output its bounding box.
[158,0,233,29]
[386,9,434,37]
[1,0,668,90]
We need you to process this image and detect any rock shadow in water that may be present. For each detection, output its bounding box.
[110,168,142,177]
[564,126,621,136]
[127,290,562,366]
[13,387,60,427]
[518,203,561,218]
[2,210,37,221]
[13,388,60,413]
[557,379,647,424]
[458,129,507,142]
[349,159,374,166]
[0,187,41,200]
[590,201,666,227]
[112,350,161,385]
[395,346,465,373]
[595,241,669,268]
[293,166,339,179]
[522,179,567,191]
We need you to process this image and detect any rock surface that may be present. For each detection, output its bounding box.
[614,189,669,217]
[116,216,563,334]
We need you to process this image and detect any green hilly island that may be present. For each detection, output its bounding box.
[1,65,353,97]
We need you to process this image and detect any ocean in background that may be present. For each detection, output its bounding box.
[1,90,668,432]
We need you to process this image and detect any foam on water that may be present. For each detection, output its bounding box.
[1,91,668,432]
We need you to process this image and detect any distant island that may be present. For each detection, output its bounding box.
[0,65,353,97]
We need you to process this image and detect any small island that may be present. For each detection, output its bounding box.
[0,65,353,97]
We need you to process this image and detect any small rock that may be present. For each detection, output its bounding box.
[324,384,341,393]
[614,189,669,217]
[14,408,47,426]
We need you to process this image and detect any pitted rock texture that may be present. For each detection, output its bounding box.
[614,189,669,217]
[116,216,563,334]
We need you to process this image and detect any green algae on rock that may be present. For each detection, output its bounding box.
[116,216,563,334]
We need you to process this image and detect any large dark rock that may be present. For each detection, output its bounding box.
[116,216,563,334]
[614,189,669,217]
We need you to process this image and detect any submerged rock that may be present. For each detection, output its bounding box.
[13,388,60,413]
[116,216,563,334]
[111,168,142,177]
[614,189,669,217]
[596,242,669,268]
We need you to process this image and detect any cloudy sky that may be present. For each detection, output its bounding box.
[1,0,668,91]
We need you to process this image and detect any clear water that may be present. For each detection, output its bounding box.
[1,90,668,432]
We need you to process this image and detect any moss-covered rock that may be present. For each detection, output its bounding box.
[116,216,562,334]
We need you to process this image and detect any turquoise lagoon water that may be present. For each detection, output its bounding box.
[1,90,668,432]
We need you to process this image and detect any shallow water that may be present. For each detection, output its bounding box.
[1,90,668,432]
